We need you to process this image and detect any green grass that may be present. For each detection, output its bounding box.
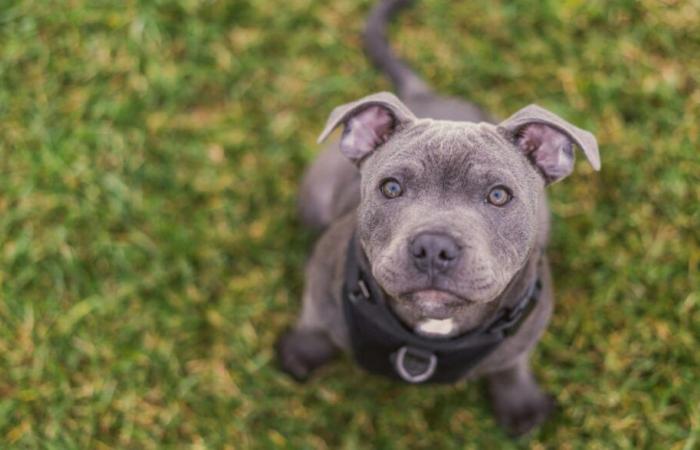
[0,0,698,448]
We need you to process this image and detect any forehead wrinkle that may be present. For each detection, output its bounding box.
[417,124,444,172]
[425,123,468,157]
[413,124,473,189]
[442,133,462,178]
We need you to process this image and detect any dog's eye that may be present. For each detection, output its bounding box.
[487,186,512,206]
[380,178,403,199]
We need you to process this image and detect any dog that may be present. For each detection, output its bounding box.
[277,0,600,436]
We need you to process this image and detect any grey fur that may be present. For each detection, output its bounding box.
[281,0,600,437]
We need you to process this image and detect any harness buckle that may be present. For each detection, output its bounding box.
[348,279,371,303]
[489,295,536,336]
[391,346,437,383]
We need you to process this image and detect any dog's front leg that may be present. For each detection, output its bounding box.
[486,355,556,437]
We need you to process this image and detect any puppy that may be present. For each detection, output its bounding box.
[277,0,600,436]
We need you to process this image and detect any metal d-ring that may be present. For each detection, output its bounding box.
[348,279,371,303]
[392,346,437,383]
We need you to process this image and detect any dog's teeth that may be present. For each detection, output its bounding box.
[415,318,456,337]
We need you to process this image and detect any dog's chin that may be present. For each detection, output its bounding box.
[401,290,469,320]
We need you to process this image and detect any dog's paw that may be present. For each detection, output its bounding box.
[493,391,556,437]
[276,331,313,382]
[275,329,337,382]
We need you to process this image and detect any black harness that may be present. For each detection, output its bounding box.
[342,234,541,384]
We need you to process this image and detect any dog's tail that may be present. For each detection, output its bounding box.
[364,0,431,99]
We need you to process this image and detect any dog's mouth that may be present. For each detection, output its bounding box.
[400,289,472,320]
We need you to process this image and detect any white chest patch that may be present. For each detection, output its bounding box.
[415,318,456,338]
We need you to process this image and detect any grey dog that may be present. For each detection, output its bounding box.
[277,0,600,436]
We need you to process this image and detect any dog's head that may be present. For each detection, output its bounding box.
[319,92,599,337]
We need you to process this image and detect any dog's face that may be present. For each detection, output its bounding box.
[319,93,600,336]
[358,121,542,326]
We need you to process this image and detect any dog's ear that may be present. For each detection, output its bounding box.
[317,92,417,162]
[499,105,600,184]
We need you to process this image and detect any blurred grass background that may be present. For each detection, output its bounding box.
[0,0,698,448]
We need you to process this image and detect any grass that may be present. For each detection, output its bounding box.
[0,0,698,448]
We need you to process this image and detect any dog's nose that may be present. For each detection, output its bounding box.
[410,232,461,275]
